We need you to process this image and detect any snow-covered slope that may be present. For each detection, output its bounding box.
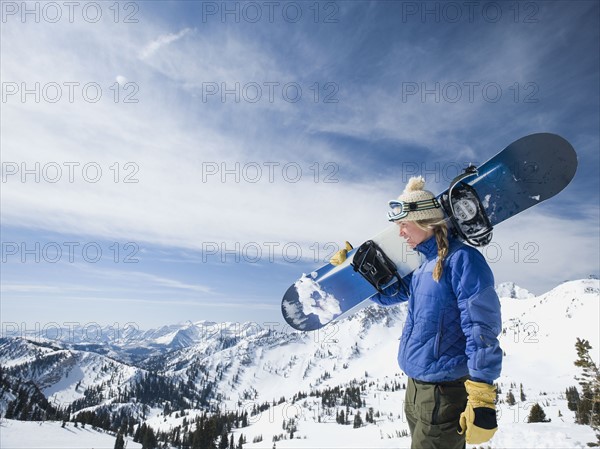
[199,279,600,448]
[0,338,143,409]
[496,281,535,299]
[0,420,141,449]
[1,279,598,448]
[163,305,408,408]
[499,278,600,391]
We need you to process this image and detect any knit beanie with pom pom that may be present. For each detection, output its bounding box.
[388,176,445,222]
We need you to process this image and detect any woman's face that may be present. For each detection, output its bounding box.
[397,221,434,249]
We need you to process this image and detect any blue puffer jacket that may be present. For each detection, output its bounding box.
[371,235,502,384]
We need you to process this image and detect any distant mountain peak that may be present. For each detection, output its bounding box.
[495,282,534,299]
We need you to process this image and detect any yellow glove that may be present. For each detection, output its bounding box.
[458,380,498,444]
[329,241,353,266]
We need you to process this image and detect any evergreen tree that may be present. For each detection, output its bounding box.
[140,424,158,449]
[527,403,550,423]
[506,390,516,406]
[128,419,135,436]
[219,430,229,449]
[566,386,581,412]
[520,383,527,401]
[114,431,126,449]
[574,338,600,430]
[285,418,297,439]
[366,407,374,423]
[353,411,363,428]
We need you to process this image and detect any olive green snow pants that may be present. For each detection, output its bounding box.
[405,377,468,449]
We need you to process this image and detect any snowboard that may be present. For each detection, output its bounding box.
[281,133,577,331]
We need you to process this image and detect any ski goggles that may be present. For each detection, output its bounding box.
[387,198,441,222]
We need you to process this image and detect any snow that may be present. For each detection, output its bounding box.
[232,398,597,449]
[0,420,142,449]
[482,193,492,208]
[37,351,141,408]
[489,421,596,449]
[231,279,600,448]
[496,281,535,299]
[498,279,600,392]
[1,279,599,449]
[43,364,85,399]
[235,406,412,449]
[293,275,342,324]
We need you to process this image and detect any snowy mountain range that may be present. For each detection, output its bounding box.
[1,278,599,448]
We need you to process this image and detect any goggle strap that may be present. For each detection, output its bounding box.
[407,198,440,211]
[389,198,440,210]
[387,198,441,220]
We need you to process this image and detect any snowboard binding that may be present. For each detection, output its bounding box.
[351,240,408,296]
[441,165,494,247]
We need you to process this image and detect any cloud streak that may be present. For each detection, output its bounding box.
[139,28,194,59]
[1,2,597,326]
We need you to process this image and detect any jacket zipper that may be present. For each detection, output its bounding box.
[434,310,444,359]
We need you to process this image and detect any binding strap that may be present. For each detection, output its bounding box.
[351,240,408,296]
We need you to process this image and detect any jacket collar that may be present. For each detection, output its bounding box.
[416,234,463,260]
[415,235,438,260]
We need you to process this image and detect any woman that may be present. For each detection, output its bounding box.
[373,176,502,449]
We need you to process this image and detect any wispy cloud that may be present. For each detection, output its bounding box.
[68,265,215,294]
[0,284,101,294]
[139,28,194,59]
[1,2,597,327]
[113,271,214,294]
[3,5,595,250]
[483,209,599,294]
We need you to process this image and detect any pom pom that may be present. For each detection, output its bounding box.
[404,176,426,193]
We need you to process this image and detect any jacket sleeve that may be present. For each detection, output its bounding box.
[450,249,502,383]
[369,272,412,306]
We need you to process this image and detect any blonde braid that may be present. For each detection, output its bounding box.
[432,224,449,282]
[414,219,450,282]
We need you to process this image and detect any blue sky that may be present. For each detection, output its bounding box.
[1,1,599,330]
